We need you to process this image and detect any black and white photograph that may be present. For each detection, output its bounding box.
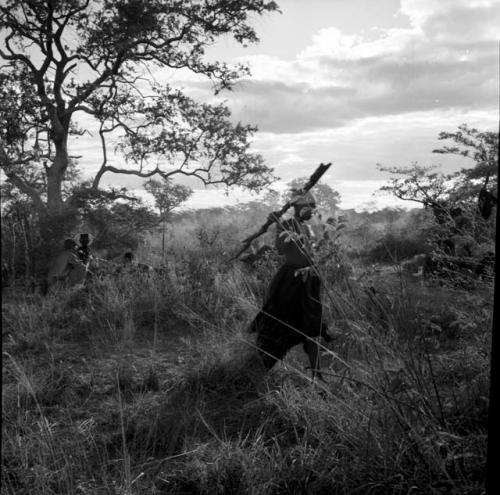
[1,0,498,493]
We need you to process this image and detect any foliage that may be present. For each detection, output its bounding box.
[378,125,497,272]
[365,228,429,263]
[378,124,498,209]
[286,177,341,214]
[354,208,430,263]
[144,178,192,221]
[1,181,159,279]
[1,193,38,282]
[1,179,81,279]
[378,162,457,207]
[433,124,498,194]
[1,221,492,494]
[0,0,279,218]
[312,214,353,283]
[0,65,48,212]
[73,189,159,257]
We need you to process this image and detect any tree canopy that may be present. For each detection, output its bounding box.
[378,124,498,211]
[378,124,498,256]
[0,0,279,219]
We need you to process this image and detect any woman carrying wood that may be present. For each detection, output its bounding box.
[248,190,328,380]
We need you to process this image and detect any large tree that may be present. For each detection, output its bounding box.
[0,0,278,240]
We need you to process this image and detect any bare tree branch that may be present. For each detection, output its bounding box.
[2,168,46,211]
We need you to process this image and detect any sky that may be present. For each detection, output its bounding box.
[71,0,500,212]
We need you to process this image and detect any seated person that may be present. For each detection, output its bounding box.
[46,239,88,293]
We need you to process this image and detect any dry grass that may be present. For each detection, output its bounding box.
[1,235,492,494]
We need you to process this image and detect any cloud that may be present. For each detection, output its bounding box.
[62,1,498,212]
[298,26,413,61]
[221,0,499,134]
[399,0,497,33]
[227,80,356,133]
[180,187,261,210]
[333,179,411,210]
[250,109,497,182]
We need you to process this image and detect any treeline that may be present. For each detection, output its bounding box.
[150,203,427,265]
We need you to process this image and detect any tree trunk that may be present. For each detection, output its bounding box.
[20,214,31,283]
[46,142,68,212]
[162,221,166,262]
[37,138,80,275]
[9,221,16,281]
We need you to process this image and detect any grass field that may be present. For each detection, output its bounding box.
[1,235,493,494]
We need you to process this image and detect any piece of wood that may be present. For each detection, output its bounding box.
[231,162,332,260]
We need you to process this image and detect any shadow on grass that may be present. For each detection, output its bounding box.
[105,351,276,460]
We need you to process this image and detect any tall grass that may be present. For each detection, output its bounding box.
[1,233,492,494]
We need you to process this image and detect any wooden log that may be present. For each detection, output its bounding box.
[231,162,332,260]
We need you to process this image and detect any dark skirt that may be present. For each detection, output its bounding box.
[249,264,323,369]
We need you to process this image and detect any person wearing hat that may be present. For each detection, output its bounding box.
[249,189,327,380]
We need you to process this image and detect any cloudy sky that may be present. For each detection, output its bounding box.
[73,0,499,211]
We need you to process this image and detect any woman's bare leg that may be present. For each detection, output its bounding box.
[304,339,323,380]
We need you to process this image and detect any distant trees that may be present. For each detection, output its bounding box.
[285,178,341,216]
[145,178,192,259]
[0,0,278,246]
[67,185,158,257]
[145,179,192,220]
[82,201,158,259]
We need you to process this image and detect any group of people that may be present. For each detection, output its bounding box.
[44,189,330,379]
[44,234,91,294]
[44,234,146,295]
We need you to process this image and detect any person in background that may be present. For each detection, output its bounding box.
[46,238,87,294]
[76,233,92,265]
[118,251,153,274]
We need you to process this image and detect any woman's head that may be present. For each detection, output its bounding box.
[291,190,316,220]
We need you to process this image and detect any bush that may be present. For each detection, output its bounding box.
[365,228,428,263]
